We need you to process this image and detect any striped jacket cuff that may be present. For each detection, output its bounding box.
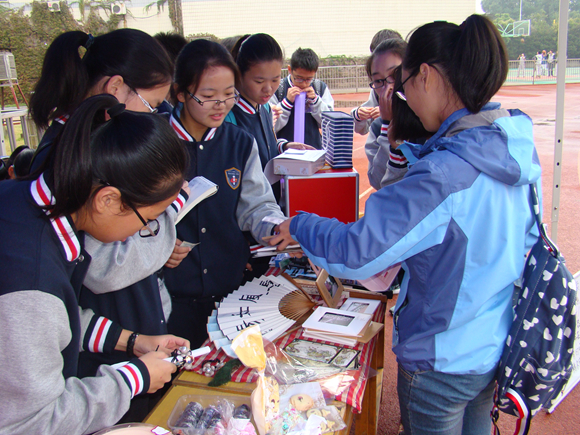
[117,358,150,398]
[388,144,408,169]
[170,188,189,213]
[380,122,389,137]
[352,108,362,122]
[83,316,122,354]
[281,98,293,111]
[277,138,289,153]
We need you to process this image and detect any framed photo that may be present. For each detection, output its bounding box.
[340,297,381,315]
[302,306,371,336]
[315,269,344,308]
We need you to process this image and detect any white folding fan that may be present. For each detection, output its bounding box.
[206,274,318,357]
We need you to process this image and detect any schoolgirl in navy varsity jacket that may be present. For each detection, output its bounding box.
[164,105,285,346]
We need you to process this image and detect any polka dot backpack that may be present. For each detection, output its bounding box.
[492,183,577,435]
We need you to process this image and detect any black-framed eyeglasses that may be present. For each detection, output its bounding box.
[134,90,158,114]
[292,75,315,85]
[369,76,395,89]
[188,91,240,108]
[127,203,160,238]
[99,179,160,238]
[395,73,414,102]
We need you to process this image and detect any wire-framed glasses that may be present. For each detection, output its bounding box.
[188,91,240,108]
[134,90,158,113]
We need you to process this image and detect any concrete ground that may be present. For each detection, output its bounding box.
[335,83,580,435]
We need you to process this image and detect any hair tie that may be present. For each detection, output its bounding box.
[84,34,95,50]
[107,103,126,118]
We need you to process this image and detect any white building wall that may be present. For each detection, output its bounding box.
[12,0,477,57]
[180,0,477,57]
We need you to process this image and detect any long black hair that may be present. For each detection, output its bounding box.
[30,29,173,128]
[402,14,508,114]
[173,39,240,98]
[390,66,430,142]
[43,94,187,218]
[231,33,284,75]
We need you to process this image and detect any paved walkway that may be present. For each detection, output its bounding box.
[336,83,580,435]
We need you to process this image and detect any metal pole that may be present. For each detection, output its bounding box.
[520,0,523,21]
[550,0,570,243]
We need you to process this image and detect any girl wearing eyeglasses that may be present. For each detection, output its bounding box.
[363,38,407,190]
[271,14,540,434]
[28,30,193,421]
[164,39,286,347]
[0,95,190,434]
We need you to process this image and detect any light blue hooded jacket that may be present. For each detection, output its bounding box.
[289,103,541,375]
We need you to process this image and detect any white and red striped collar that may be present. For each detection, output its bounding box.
[170,107,217,143]
[236,95,257,115]
[30,174,81,262]
[170,112,194,142]
[54,114,69,125]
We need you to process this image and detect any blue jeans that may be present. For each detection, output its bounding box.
[397,364,497,435]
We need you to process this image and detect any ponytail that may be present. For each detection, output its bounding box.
[30,29,173,129]
[403,14,508,113]
[29,31,90,128]
[231,34,284,76]
[448,15,508,113]
[47,94,187,218]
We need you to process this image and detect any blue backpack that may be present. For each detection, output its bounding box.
[492,183,577,435]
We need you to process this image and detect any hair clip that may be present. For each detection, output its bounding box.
[107,103,126,118]
[84,34,95,50]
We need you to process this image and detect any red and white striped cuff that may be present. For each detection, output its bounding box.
[171,189,189,213]
[87,317,113,353]
[117,360,149,398]
[281,98,293,111]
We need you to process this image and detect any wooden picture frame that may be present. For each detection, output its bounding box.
[315,269,344,308]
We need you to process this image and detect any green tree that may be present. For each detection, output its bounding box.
[0,1,125,107]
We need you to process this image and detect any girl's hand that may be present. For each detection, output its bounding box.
[133,334,190,357]
[378,84,393,122]
[370,107,381,119]
[269,217,296,251]
[164,239,191,268]
[139,351,177,393]
[284,142,316,151]
[182,180,190,197]
[356,106,376,121]
[271,104,282,124]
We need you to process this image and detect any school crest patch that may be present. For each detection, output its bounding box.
[225,167,241,190]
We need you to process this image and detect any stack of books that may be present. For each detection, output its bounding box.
[272,149,327,176]
[321,112,354,169]
[301,298,383,347]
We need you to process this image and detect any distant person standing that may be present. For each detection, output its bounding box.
[541,49,548,75]
[548,50,555,76]
[535,51,543,77]
[517,53,526,77]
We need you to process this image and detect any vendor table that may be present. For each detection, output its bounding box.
[144,290,387,435]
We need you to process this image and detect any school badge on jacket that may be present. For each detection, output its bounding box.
[225,167,241,189]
